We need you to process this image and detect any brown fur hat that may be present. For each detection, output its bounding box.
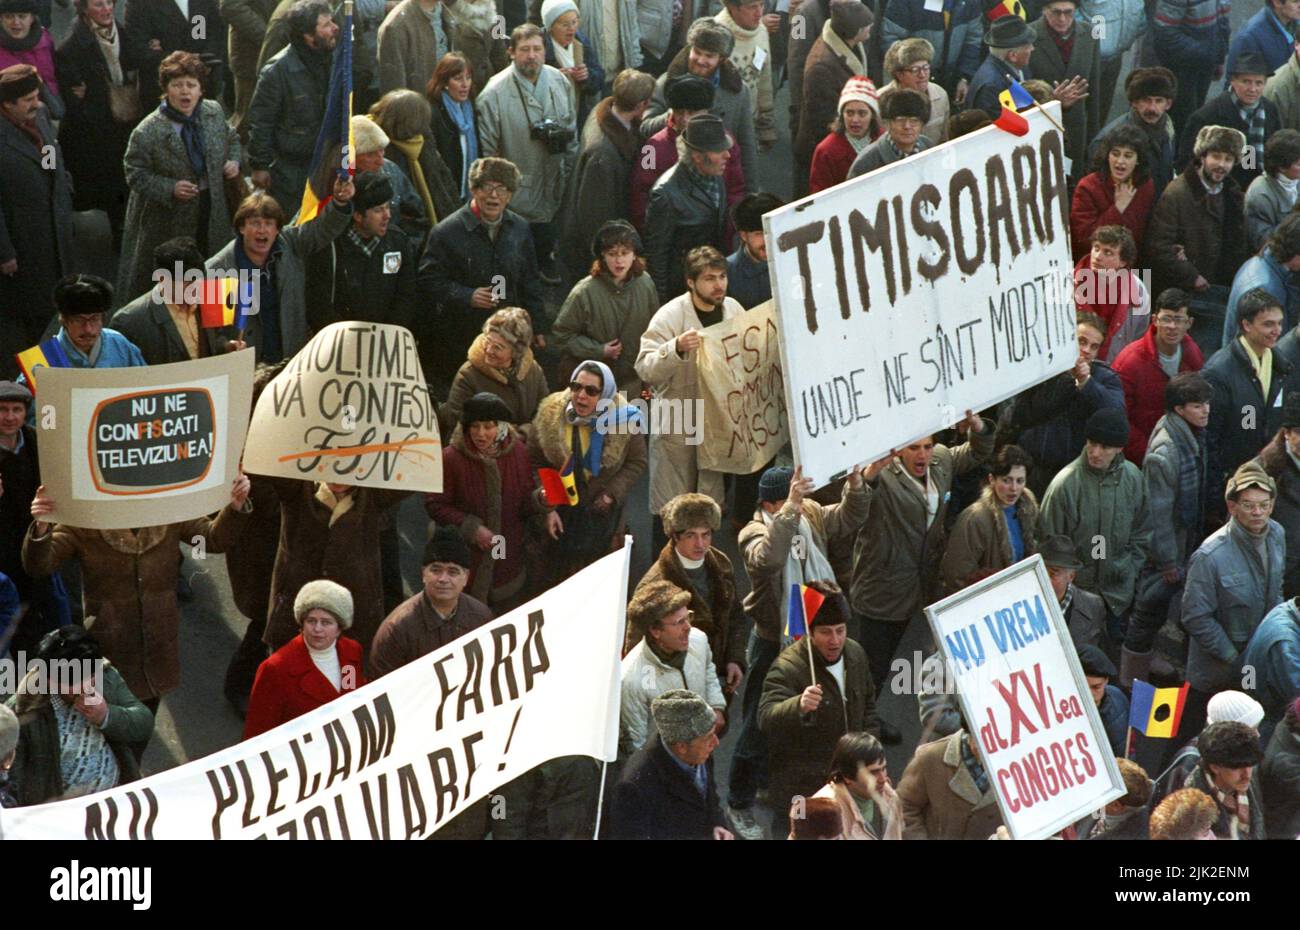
[662,493,722,534]
[627,580,692,636]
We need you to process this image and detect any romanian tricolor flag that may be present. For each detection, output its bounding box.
[985,0,1026,20]
[784,583,825,640]
[998,78,1036,113]
[993,102,1029,136]
[1129,680,1190,739]
[15,337,71,392]
[295,2,354,224]
[538,457,579,506]
[199,277,242,329]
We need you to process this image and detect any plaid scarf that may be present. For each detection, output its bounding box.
[346,227,381,257]
[1233,89,1267,172]
[1212,783,1251,839]
[960,737,990,795]
[1164,413,1207,556]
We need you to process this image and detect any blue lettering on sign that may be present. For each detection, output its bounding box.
[982,596,1054,656]
[944,624,986,671]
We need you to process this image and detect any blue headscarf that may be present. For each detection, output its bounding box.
[565,361,641,477]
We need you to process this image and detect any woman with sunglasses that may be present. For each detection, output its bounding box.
[440,307,550,438]
[528,359,646,584]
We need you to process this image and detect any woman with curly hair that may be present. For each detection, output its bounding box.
[1070,124,1156,263]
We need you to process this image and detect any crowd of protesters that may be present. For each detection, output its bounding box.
[0,0,1298,840]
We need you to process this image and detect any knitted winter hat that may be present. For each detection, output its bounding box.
[651,689,716,744]
[686,17,734,57]
[293,579,354,630]
[1198,721,1264,769]
[1193,125,1246,160]
[0,63,39,103]
[541,0,578,30]
[837,75,878,115]
[1207,690,1265,728]
[350,115,390,154]
[757,465,794,502]
[628,579,692,636]
[461,391,513,428]
[662,492,722,533]
[1124,66,1177,102]
[483,306,533,352]
[423,524,472,568]
[1224,460,1276,502]
[1084,407,1129,449]
[829,0,873,40]
[880,86,930,123]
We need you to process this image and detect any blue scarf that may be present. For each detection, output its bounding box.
[442,91,478,193]
[566,360,641,478]
[160,100,207,180]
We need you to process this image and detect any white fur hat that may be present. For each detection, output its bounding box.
[294,579,354,630]
[351,115,390,155]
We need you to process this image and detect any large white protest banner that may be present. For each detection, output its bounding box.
[925,556,1125,840]
[765,106,1076,484]
[0,543,629,840]
[36,351,255,530]
[696,300,789,473]
[242,322,442,493]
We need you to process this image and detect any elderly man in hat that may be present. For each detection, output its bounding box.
[610,689,734,840]
[1178,52,1281,191]
[643,114,733,303]
[1038,534,1110,650]
[1031,0,1101,177]
[1040,408,1152,647]
[620,579,727,755]
[632,492,745,689]
[1179,462,1285,744]
[628,74,745,233]
[848,87,932,178]
[641,18,758,195]
[879,37,950,143]
[304,171,418,331]
[349,114,429,239]
[0,63,74,377]
[1181,720,1268,838]
[1091,67,1180,195]
[966,14,1087,119]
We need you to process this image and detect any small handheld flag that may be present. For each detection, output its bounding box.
[993,103,1029,136]
[15,337,71,392]
[999,78,1035,112]
[538,467,567,506]
[1128,680,1189,739]
[199,277,241,329]
[784,583,825,640]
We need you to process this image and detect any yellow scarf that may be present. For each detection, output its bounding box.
[1239,335,1273,398]
[387,134,438,225]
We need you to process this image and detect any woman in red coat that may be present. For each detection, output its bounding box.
[1070,124,1156,263]
[809,75,879,194]
[244,580,366,739]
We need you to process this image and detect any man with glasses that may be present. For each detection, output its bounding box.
[38,275,146,374]
[1032,0,1102,179]
[879,38,949,143]
[847,87,932,178]
[1113,288,1205,464]
[1179,463,1285,745]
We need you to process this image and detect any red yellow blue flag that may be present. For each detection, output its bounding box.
[15,337,71,392]
[785,583,825,640]
[295,2,354,224]
[1128,680,1189,739]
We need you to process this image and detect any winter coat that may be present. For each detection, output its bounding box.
[1244,174,1297,256]
[382,129,462,230]
[263,479,407,653]
[377,0,457,94]
[368,590,494,678]
[442,0,509,93]
[620,628,726,754]
[1078,0,1147,61]
[576,0,641,73]
[1112,325,1204,463]
[636,0,678,61]
[628,124,744,233]
[881,0,983,90]
[476,64,579,223]
[633,541,744,675]
[1225,7,1296,78]
[226,475,280,622]
[1070,172,1156,263]
[123,0,227,100]
[1065,584,1109,650]
[608,737,727,840]
[222,0,279,88]
[1176,91,1281,191]
[1143,412,1209,571]
[1074,257,1150,365]
[786,0,829,142]
[1031,18,1102,178]
[440,336,550,434]
[643,160,729,303]
[29,328,147,374]
[21,507,247,700]
[1257,435,1300,598]
[725,243,769,310]
[1181,517,1285,690]
[1090,108,1177,196]
[54,16,147,214]
[116,100,239,305]
[966,53,1027,120]
[794,24,867,174]
[848,132,934,178]
[716,7,776,146]
[634,292,746,514]
[1239,600,1300,743]
[740,484,870,642]
[850,423,995,621]
[5,662,153,807]
[759,637,876,811]
[110,291,230,364]
[246,42,332,210]
[243,634,366,738]
[809,130,863,194]
[1264,50,1300,132]
[551,271,659,396]
[896,730,1003,839]
[1223,248,1300,345]
[1260,715,1300,838]
[204,199,353,361]
[1144,164,1247,293]
[417,203,546,375]
[940,487,1041,595]
[1183,763,1268,839]
[429,91,478,201]
[424,425,543,603]
[1152,0,1231,74]
[1098,684,1130,754]
[1040,449,1152,616]
[803,780,903,840]
[558,96,642,281]
[527,388,647,508]
[0,27,58,96]
[642,50,758,193]
[304,223,419,330]
[0,108,75,329]
[1202,338,1293,494]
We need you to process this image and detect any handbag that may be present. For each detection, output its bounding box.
[106,76,140,124]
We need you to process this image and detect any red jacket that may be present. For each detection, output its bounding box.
[628,125,745,236]
[1069,171,1155,263]
[809,132,857,194]
[244,634,365,739]
[1111,325,1204,463]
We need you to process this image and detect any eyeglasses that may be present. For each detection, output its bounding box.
[901,63,931,75]
[1235,500,1273,513]
[474,183,511,196]
[569,381,602,397]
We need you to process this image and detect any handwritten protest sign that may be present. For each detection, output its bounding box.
[36,351,254,529]
[0,542,629,840]
[925,556,1125,839]
[696,300,789,473]
[765,106,1076,484]
[242,322,442,492]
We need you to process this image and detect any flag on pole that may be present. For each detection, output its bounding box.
[1128,680,1189,739]
[295,1,354,224]
[15,337,71,392]
[784,583,825,640]
[993,103,1029,136]
[998,78,1035,112]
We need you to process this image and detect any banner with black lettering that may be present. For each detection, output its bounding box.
[0,544,629,840]
[765,106,1076,484]
[695,300,789,473]
[924,556,1126,840]
[35,351,255,530]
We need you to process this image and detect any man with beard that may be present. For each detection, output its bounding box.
[247,0,339,214]
[1091,67,1180,196]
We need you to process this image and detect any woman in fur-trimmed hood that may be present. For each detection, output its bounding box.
[528,360,647,582]
[439,307,549,436]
